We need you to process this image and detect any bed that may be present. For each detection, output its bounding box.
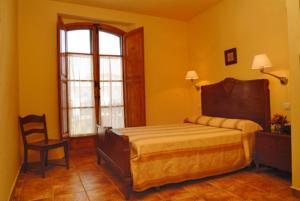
[96,78,271,199]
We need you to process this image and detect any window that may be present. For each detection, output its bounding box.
[99,31,124,128]
[58,19,146,138]
[65,30,96,137]
[67,30,95,136]
[66,29,124,137]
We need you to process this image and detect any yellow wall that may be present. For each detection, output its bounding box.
[187,0,290,118]
[286,0,300,191]
[18,0,190,158]
[0,0,21,200]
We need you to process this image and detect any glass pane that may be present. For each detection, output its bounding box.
[112,82,123,106]
[112,107,124,128]
[101,107,111,128]
[69,108,96,136]
[100,82,123,106]
[68,81,94,108]
[100,56,122,81]
[60,30,66,53]
[67,30,91,54]
[100,107,124,128]
[63,109,68,133]
[68,54,93,80]
[110,57,122,80]
[62,83,67,108]
[61,55,66,76]
[100,82,110,106]
[99,31,121,55]
[99,57,110,81]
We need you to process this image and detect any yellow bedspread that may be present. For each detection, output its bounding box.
[116,117,261,191]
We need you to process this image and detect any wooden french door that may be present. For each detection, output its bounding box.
[123,27,146,127]
[57,17,69,139]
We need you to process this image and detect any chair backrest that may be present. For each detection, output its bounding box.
[19,114,48,145]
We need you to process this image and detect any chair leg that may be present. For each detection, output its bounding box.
[40,150,46,178]
[45,150,48,167]
[64,143,69,169]
[23,148,28,173]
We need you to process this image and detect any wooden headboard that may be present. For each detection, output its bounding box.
[201,78,270,131]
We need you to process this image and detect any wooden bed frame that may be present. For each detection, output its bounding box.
[96,78,270,199]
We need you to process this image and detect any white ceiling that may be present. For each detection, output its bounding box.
[53,0,222,21]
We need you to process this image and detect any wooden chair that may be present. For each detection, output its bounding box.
[19,114,69,177]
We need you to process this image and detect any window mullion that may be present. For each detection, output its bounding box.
[93,25,100,125]
[109,58,113,126]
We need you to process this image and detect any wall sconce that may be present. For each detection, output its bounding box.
[185,70,200,90]
[251,54,288,85]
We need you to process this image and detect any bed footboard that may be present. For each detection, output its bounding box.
[96,126,132,199]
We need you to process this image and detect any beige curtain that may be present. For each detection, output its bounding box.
[100,56,124,128]
[68,54,96,136]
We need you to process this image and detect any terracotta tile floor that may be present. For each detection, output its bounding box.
[12,151,300,201]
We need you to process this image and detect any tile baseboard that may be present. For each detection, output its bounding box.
[9,164,22,201]
[291,186,300,198]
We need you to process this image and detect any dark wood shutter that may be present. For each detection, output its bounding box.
[123,27,146,127]
[57,17,69,138]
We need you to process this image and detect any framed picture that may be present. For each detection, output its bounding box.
[224,48,237,65]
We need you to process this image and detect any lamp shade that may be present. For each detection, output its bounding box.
[185,70,199,80]
[251,54,272,69]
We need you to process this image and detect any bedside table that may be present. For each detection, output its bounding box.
[254,131,291,172]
